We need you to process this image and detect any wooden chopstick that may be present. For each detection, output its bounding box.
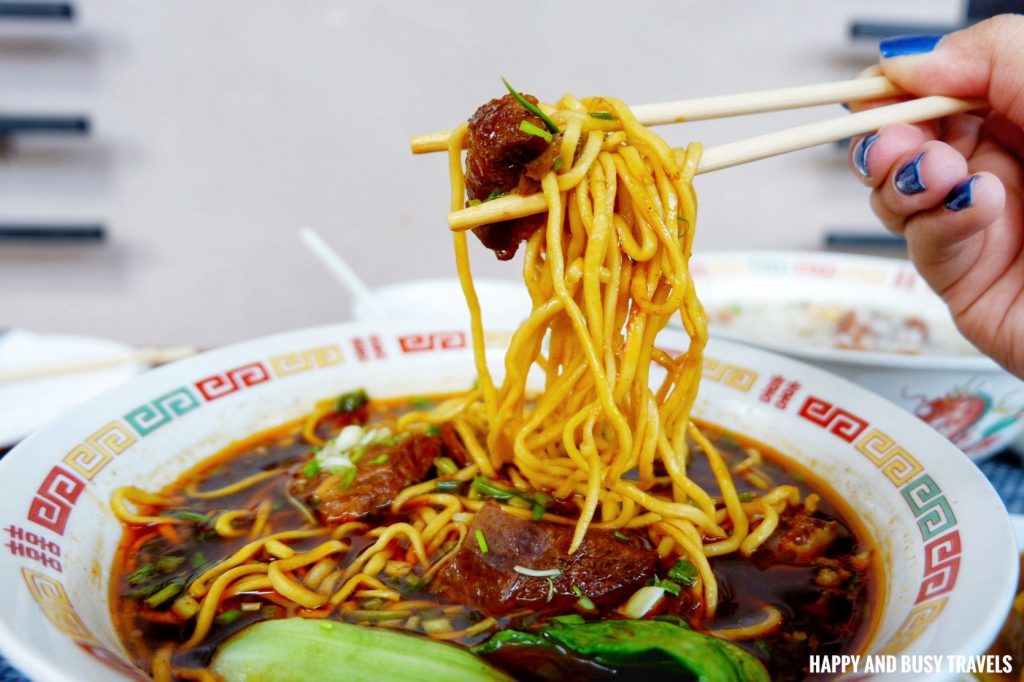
[411,76,903,154]
[0,345,198,383]
[446,94,983,232]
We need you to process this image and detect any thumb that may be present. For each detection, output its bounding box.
[879,14,1024,128]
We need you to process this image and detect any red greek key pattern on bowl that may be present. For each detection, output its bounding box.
[269,344,344,377]
[398,331,466,353]
[351,335,385,361]
[854,428,924,486]
[22,568,96,643]
[916,531,961,603]
[27,466,85,535]
[63,421,137,480]
[758,374,801,409]
[702,357,758,392]
[195,362,271,401]
[797,396,868,442]
[879,598,948,655]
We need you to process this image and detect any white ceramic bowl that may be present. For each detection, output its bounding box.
[0,321,1015,681]
[691,251,1024,460]
[351,278,531,327]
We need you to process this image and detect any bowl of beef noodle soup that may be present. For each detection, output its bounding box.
[0,321,1014,682]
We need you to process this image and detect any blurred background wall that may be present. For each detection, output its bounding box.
[0,0,963,346]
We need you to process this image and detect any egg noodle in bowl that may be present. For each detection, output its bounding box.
[108,85,876,682]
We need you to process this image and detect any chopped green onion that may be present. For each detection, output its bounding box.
[531,504,545,522]
[435,480,462,493]
[485,190,504,202]
[171,594,200,619]
[613,531,630,542]
[190,552,208,569]
[302,459,321,478]
[434,457,459,476]
[126,563,157,586]
[620,585,665,619]
[501,77,559,134]
[336,388,369,413]
[125,584,159,599]
[421,617,454,634]
[533,492,552,506]
[552,157,564,172]
[348,445,368,464]
[215,609,243,626]
[467,198,482,207]
[362,598,385,611]
[172,510,210,525]
[518,119,553,143]
[475,530,490,554]
[367,454,389,466]
[472,478,514,502]
[405,575,430,592]
[667,559,698,586]
[739,491,756,502]
[650,578,682,597]
[513,565,562,578]
[339,467,358,490]
[144,581,183,608]
[551,614,586,625]
[426,424,441,436]
[571,585,596,611]
[155,555,185,573]
[589,112,616,121]
[410,396,433,409]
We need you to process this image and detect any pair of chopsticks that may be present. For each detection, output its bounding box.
[409,76,983,232]
[0,346,197,383]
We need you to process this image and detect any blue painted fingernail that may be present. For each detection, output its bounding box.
[944,175,980,211]
[894,152,927,194]
[853,134,879,177]
[880,34,942,58]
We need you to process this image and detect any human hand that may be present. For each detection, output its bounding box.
[847,15,1024,376]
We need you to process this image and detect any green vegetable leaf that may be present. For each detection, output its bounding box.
[475,619,769,682]
[589,112,616,120]
[485,190,504,202]
[212,618,511,682]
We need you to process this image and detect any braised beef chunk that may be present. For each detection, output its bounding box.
[466,94,551,200]
[761,512,841,565]
[465,93,554,261]
[439,422,470,467]
[293,433,440,526]
[431,503,657,616]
